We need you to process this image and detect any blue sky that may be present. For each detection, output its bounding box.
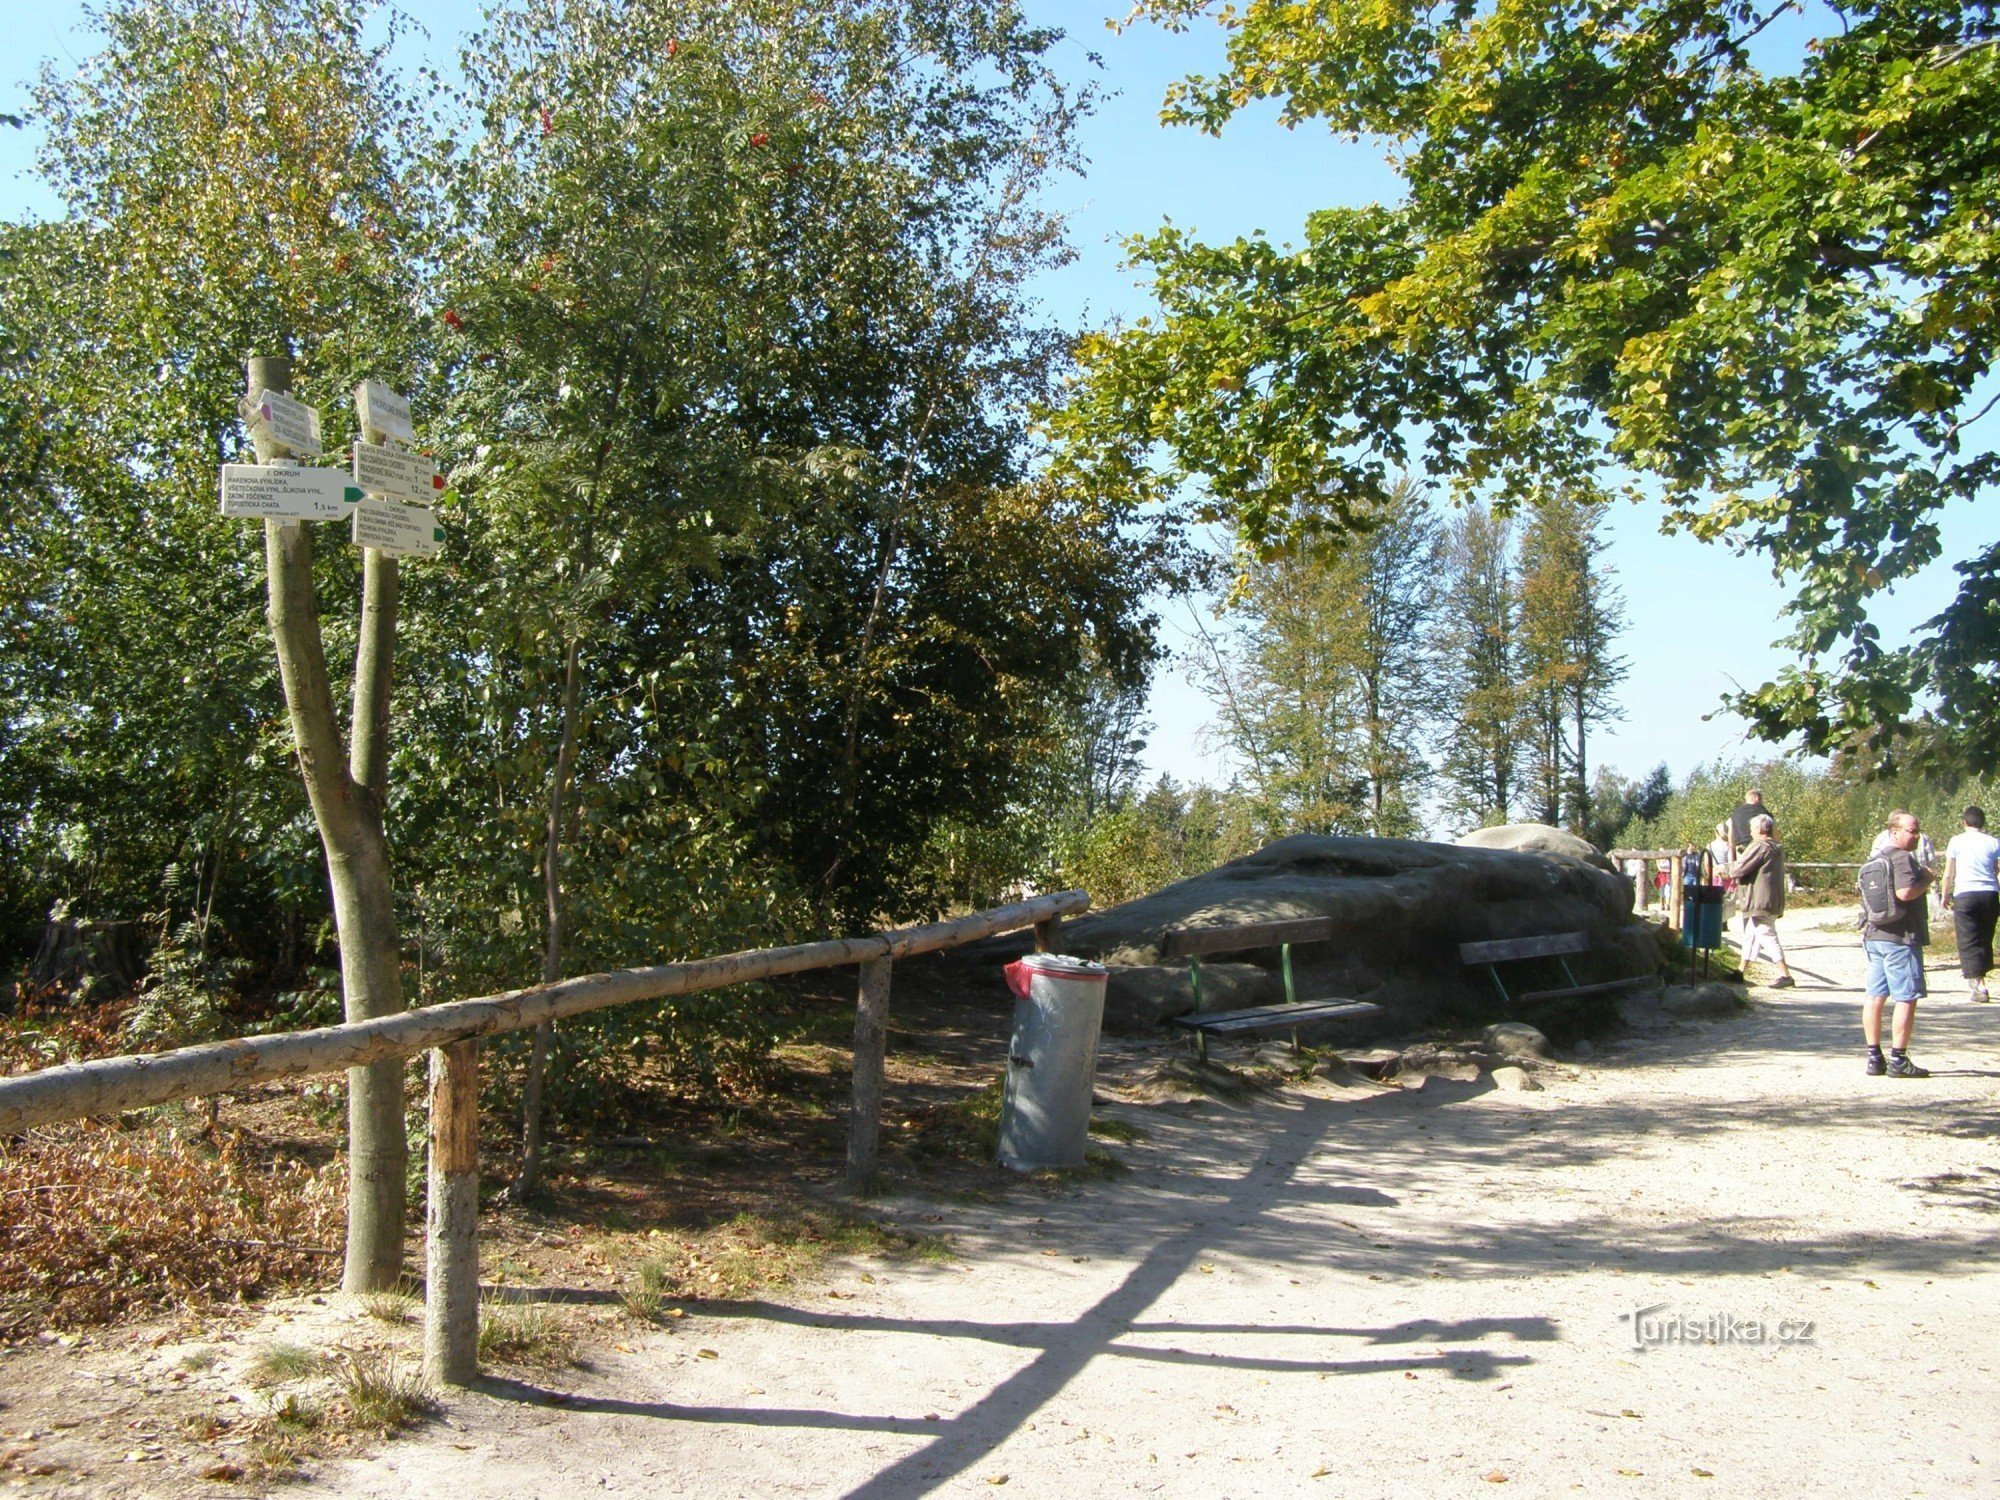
[3,0,1986,809]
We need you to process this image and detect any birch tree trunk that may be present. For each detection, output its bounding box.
[516,634,584,1198]
[251,355,408,1293]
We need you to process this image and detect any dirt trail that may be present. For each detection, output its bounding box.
[318,912,2000,1499]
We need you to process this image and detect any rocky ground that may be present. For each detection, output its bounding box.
[5,908,1996,1498]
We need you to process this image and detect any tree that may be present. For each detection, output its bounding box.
[1516,491,1629,832]
[1193,481,1440,837]
[4,0,1163,1187]
[23,0,426,1289]
[1434,503,1522,830]
[1056,0,2000,776]
[1585,762,1673,850]
[407,0,1158,1169]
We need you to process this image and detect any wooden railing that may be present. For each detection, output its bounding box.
[0,890,1090,1384]
[1608,847,1692,927]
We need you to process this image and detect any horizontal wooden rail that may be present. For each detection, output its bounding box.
[0,890,1088,1135]
[1,888,1089,1388]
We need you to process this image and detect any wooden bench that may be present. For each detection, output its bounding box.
[1159,917,1382,1060]
[1459,932,1655,1010]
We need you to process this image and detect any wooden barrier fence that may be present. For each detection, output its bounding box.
[0,890,1089,1385]
[1609,848,1690,929]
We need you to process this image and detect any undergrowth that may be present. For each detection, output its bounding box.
[903,1081,1003,1162]
[0,1120,343,1339]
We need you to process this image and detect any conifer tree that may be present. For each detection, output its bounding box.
[1516,492,1629,834]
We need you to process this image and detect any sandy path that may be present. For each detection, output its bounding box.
[321,913,2000,1498]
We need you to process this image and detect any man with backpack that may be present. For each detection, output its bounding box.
[1860,811,1934,1078]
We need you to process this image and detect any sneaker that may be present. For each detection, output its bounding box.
[1771,975,1795,989]
[1866,1052,1887,1076]
[1886,1054,1930,1079]
[1971,983,1991,1004]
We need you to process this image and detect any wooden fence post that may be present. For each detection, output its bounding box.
[1032,917,1058,953]
[424,1040,480,1386]
[846,957,894,1191]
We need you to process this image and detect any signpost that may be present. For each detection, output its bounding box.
[352,496,443,558]
[352,442,445,507]
[219,379,443,561]
[354,380,414,446]
[239,388,323,458]
[220,462,364,522]
[350,380,445,560]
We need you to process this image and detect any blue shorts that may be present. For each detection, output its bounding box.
[1864,940,1928,1002]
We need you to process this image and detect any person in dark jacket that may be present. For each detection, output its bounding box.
[1731,813,1795,988]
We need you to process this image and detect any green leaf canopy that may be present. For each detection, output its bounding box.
[1054,0,2000,774]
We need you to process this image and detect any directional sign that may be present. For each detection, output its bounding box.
[352,495,442,558]
[354,380,414,445]
[239,389,323,458]
[219,462,364,521]
[351,441,444,507]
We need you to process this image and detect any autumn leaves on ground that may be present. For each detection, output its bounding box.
[0,970,1024,1485]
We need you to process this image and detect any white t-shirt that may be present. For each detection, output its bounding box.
[1946,828,2000,894]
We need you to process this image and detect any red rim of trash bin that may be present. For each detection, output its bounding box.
[1003,953,1109,999]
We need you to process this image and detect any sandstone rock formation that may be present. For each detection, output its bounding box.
[987,833,1659,1036]
[1455,821,1618,873]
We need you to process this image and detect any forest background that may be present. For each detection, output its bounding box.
[3,0,1995,1129]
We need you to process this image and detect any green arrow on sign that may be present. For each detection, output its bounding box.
[345,486,365,503]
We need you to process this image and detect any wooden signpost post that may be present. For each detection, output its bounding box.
[219,363,448,1309]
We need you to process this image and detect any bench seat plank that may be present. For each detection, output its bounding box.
[1162,917,1337,959]
[1513,975,1656,1005]
[1168,1000,1382,1034]
[1459,932,1589,965]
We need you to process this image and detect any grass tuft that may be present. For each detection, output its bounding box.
[357,1288,418,1324]
[246,1341,321,1388]
[478,1297,579,1370]
[1087,1114,1145,1144]
[620,1259,672,1321]
[339,1353,436,1433]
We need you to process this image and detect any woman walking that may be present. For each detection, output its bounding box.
[1941,805,1999,1002]
[1731,813,1796,988]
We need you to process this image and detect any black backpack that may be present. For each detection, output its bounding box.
[1858,855,1904,927]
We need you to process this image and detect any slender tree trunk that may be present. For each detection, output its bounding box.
[517,634,584,1198]
[1569,685,1591,836]
[252,355,408,1293]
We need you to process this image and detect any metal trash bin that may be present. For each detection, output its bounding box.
[996,953,1108,1171]
[1682,848,1726,954]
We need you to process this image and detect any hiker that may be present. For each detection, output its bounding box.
[1727,787,1768,861]
[1941,805,1999,1004]
[1870,820,1941,919]
[1730,813,1794,988]
[1861,811,1933,1078]
[1707,821,1735,889]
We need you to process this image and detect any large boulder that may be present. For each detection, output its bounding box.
[985,833,1655,1036]
[1455,822,1617,873]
